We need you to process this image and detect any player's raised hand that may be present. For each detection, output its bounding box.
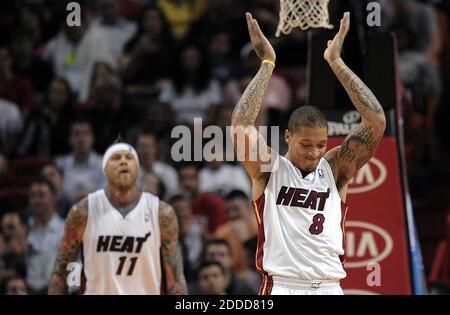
[324,12,350,64]
[246,12,276,63]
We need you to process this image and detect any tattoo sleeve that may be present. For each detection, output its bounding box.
[330,58,384,119]
[329,59,386,188]
[230,64,277,180]
[48,197,88,295]
[159,201,187,295]
[231,63,273,126]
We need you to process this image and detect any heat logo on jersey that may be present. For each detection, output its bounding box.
[96,232,151,253]
[276,186,330,211]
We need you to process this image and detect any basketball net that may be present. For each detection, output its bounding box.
[276,0,334,36]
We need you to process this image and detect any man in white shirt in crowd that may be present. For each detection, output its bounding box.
[26,177,64,294]
[93,0,137,61]
[42,6,114,102]
[57,118,105,203]
[199,149,251,198]
[135,130,178,198]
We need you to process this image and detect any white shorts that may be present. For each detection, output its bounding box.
[260,276,344,295]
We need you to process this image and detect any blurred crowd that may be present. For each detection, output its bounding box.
[0,0,449,295]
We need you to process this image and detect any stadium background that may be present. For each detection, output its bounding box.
[0,0,449,295]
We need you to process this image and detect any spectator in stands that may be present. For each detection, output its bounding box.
[56,119,105,203]
[18,3,50,48]
[159,44,222,124]
[4,275,28,295]
[136,131,178,198]
[202,239,258,295]
[126,101,175,162]
[87,74,133,152]
[207,30,240,86]
[186,0,245,50]
[158,0,205,40]
[26,177,64,294]
[0,98,23,156]
[42,7,114,103]
[0,211,28,257]
[224,45,291,127]
[199,149,251,198]
[10,30,53,96]
[382,0,442,166]
[41,163,72,218]
[140,172,166,199]
[17,78,74,156]
[169,193,204,283]
[208,104,237,161]
[0,45,35,121]
[178,163,228,234]
[121,5,175,91]
[88,62,116,102]
[382,0,441,58]
[215,190,259,289]
[93,0,137,61]
[195,261,228,295]
[0,253,27,292]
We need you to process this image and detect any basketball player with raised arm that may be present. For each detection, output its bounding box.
[231,12,386,295]
[48,142,187,294]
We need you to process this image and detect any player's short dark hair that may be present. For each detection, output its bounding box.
[287,106,328,131]
[225,189,249,202]
[30,176,57,196]
[196,261,226,279]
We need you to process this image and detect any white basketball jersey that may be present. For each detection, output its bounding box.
[82,190,161,294]
[253,155,348,281]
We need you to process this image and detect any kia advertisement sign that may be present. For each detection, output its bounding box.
[347,158,387,194]
[344,221,394,269]
[327,136,413,294]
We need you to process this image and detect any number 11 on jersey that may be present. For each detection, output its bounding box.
[116,256,138,276]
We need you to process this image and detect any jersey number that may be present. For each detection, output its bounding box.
[309,214,325,235]
[116,256,138,276]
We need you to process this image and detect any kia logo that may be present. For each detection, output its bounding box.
[348,157,387,194]
[344,221,394,268]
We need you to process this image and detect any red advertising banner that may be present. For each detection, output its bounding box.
[328,136,412,294]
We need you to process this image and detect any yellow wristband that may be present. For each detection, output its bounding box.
[262,59,275,68]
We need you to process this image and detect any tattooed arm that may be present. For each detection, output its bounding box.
[159,201,187,295]
[231,13,277,198]
[324,13,386,191]
[48,197,88,295]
